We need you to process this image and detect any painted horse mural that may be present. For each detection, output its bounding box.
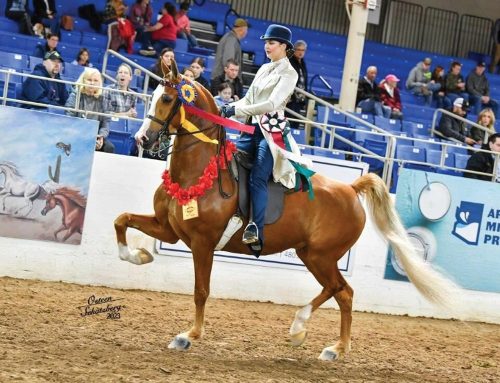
[0,161,43,216]
[41,187,86,241]
[114,61,461,361]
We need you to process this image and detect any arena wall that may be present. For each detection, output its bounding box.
[1,152,499,324]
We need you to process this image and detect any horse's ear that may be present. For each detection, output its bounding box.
[170,59,179,81]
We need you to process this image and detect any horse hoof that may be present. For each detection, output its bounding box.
[318,348,339,361]
[290,330,308,347]
[168,335,191,351]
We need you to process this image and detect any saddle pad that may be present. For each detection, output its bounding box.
[237,160,285,225]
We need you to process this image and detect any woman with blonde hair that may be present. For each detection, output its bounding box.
[471,108,496,144]
[65,68,114,153]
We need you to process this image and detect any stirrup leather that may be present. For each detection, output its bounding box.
[242,222,259,244]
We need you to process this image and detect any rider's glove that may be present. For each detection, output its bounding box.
[220,104,235,118]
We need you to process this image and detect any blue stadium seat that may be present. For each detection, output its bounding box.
[391,145,427,192]
[109,117,128,132]
[29,55,43,69]
[454,153,471,175]
[444,143,468,155]
[0,17,19,33]
[402,120,430,136]
[298,145,313,155]
[0,51,28,71]
[60,31,82,46]
[108,130,131,155]
[290,128,307,145]
[412,136,442,151]
[355,139,388,174]
[427,149,455,174]
[63,64,85,81]
[374,116,401,133]
[313,148,345,160]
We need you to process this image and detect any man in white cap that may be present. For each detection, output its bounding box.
[211,18,249,83]
[437,97,476,145]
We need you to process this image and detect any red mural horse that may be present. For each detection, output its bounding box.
[41,187,86,242]
[114,61,460,361]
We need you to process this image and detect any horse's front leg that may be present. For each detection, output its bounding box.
[114,213,179,265]
[14,198,33,217]
[168,241,214,351]
[53,224,66,240]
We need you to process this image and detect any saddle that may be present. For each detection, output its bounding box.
[233,150,286,224]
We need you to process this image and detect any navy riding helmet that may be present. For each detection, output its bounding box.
[260,24,293,49]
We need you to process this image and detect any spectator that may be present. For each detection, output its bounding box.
[430,65,449,109]
[148,47,175,89]
[406,57,441,106]
[490,18,500,74]
[176,1,198,48]
[466,61,498,117]
[213,82,233,107]
[32,32,59,59]
[211,18,248,83]
[130,0,155,56]
[103,63,138,118]
[210,58,243,100]
[464,133,500,182]
[21,50,68,109]
[189,57,209,88]
[437,97,476,145]
[182,67,195,81]
[356,66,390,118]
[71,48,93,67]
[470,108,496,144]
[445,61,468,105]
[65,68,114,153]
[142,2,178,55]
[379,74,403,120]
[4,0,33,35]
[286,40,308,128]
[103,0,128,23]
[33,0,59,37]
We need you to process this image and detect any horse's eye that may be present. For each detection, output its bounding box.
[162,94,173,103]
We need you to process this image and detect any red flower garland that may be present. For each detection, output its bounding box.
[162,141,237,205]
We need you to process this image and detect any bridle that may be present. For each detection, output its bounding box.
[147,77,236,199]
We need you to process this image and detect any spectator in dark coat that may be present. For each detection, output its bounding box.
[444,61,468,105]
[437,97,476,145]
[189,57,210,89]
[356,66,390,117]
[210,58,243,100]
[464,133,500,181]
[379,74,403,120]
[286,40,308,128]
[33,0,60,36]
[466,61,498,117]
[21,50,68,109]
[211,18,248,83]
[32,33,60,58]
[4,0,33,35]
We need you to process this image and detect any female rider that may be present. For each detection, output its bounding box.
[220,24,313,253]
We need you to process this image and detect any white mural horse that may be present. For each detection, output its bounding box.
[0,161,43,217]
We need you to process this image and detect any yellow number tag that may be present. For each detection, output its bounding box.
[182,199,199,220]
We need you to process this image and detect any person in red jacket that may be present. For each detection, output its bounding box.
[143,2,178,55]
[380,74,403,120]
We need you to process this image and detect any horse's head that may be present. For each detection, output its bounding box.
[149,59,218,139]
[41,193,56,216]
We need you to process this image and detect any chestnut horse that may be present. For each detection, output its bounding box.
[41,187,86,241]
[114,61,460,361]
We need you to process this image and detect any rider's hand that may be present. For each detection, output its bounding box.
[134,130,149,146]
[220,104,235,118]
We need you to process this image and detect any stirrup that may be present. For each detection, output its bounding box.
[242,222,259,244]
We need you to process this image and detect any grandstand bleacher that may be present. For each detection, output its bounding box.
[0,0,499,186]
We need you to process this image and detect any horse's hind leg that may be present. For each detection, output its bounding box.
[168,242,214,351]
[291,247,353,361]
[114,213,179,265]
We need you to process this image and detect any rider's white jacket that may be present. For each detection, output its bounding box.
[231,57,312,189]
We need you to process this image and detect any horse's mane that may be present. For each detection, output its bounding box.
[54,187,87,208]
[0,161,22,176]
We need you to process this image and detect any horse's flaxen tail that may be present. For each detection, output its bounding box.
[351,173,461,310]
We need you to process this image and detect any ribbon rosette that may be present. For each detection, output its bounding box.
[177,80,197,105]
[260,112,287,133]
